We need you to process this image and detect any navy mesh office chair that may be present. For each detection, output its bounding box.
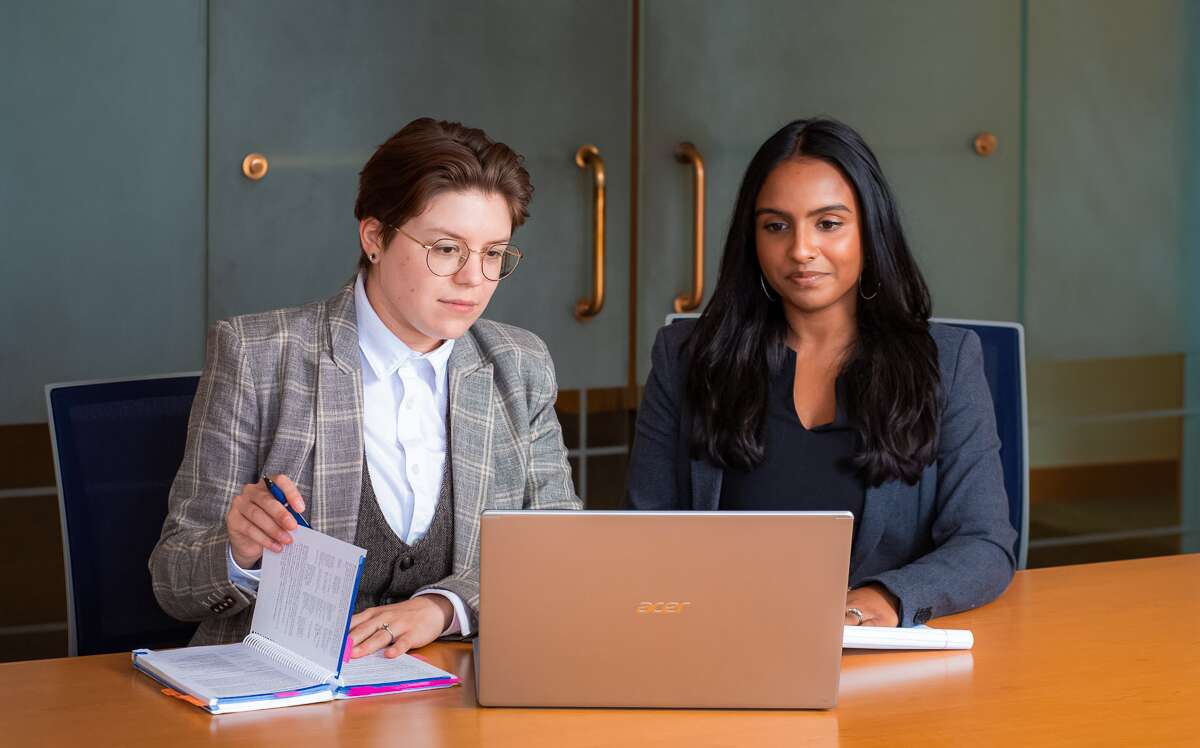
[666,314,1029,568]
[46,374,201,655]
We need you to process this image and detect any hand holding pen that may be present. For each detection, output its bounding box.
[225,473,310,570]
[262,475,311,529]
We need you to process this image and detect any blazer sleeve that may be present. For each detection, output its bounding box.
[858,330,1018,625]
[417,335,580,632]
[626,326,684,509]
[148,320,260,622]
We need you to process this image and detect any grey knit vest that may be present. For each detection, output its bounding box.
[352,457,454,612]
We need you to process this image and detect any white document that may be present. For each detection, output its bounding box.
[842,624,974,650]
[255,526,367,674]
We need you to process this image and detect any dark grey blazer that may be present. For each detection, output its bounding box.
[626,319,1017,626]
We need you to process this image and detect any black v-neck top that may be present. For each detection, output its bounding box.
[718,348,866,533]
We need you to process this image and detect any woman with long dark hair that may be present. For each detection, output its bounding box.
[627,118,1015,627]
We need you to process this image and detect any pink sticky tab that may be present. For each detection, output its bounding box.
[275,691,302,698]
[342,635,353,664]
[342,678,460,698]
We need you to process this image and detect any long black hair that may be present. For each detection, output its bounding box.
[685,118,940,486]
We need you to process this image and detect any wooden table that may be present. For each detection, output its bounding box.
[3,555,1197,747]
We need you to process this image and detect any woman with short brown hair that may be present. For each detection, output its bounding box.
[151,118,579,656]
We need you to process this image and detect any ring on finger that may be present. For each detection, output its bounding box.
[380,622,396,647]
[846,607,865,625]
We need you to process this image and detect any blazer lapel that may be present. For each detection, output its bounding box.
[850,479,905,577]
[312,280,365,543]
[447,330,494,568]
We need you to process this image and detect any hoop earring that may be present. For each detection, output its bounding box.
[859,275,879,300]
[760,274,778,301]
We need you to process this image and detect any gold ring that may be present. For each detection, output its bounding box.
[846,607,865,625]
[380,622,396,646]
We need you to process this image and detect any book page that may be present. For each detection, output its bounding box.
[254,526,366,675]
[338,652,457,687]
[136,643,322,699]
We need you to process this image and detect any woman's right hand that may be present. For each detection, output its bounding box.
[226,475,307,569]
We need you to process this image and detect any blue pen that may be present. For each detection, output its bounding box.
[262,474,311,529]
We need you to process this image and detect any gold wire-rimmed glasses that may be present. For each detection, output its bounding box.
[392,225,523,281]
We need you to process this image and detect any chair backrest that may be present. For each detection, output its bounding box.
[46,373,201,655]
[664,312,700,326]
[665,313,1029,568]
[931,319,1029,569]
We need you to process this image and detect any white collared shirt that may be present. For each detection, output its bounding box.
[355,273,454,544]
[226,273,470,636]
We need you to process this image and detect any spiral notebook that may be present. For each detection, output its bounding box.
[132,526,460,714]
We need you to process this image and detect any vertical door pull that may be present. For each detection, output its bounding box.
[575,144,606,321]
[674,142,705,313]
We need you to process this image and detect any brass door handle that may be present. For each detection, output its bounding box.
[241,153,269,180]
[673,142,705,313]
[575,144,606,321]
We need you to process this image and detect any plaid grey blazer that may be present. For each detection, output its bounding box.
[149,280,580,645]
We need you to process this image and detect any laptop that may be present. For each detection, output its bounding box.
[474,510,853,709]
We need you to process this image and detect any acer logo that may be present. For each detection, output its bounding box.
[636,601,692,614]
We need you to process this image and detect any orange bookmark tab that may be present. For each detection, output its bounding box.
[162,687,208,709]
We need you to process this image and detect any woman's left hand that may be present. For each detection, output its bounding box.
[348,596,453,658]
[844,583,900,627]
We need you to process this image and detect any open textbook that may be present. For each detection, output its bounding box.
[133,527,459,714]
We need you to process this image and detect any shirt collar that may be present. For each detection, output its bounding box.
[354,273,454,388]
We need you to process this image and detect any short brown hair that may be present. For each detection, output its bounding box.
[354,118,533,272]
